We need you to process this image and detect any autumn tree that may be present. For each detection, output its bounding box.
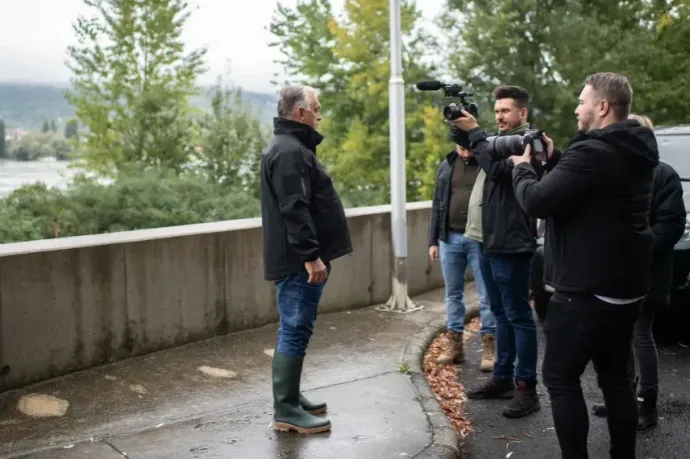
[66,0,207,175]
[270,0,454,206]
[441,0,690,146]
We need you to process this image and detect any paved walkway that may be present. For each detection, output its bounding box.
[460,320,690,458]
[0,287,474,459]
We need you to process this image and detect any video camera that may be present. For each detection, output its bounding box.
[487,129,547,162]
[415,80,479,121]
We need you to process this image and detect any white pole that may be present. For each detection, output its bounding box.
[379,0,421,313]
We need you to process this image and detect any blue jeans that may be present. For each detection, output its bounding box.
[275,265,330,358]
[440,232,496,336]
[479,251,538,382]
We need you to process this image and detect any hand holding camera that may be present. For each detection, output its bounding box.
[448,108,479,132]
[507,132,554,166]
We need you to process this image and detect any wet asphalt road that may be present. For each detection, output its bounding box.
[461,323,690,459]
[0,289,458,459]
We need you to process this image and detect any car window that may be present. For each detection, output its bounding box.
[657,133,690,211]
[658,134,690,178]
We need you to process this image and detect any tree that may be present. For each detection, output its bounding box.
[0,119,6,158]
[50,120,57,132]
[41,120,50,133]
[8,132,73,161]
[64,119,79,140]
[270,0,453,206]
[441,0,690,146]
[195,74,271,197]
[65,0,207,175]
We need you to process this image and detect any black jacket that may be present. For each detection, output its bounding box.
[647,161,686,303]
[512,120,660,298]
[428,151,477,246]
[455,127,542,254]
[260,118,353,281]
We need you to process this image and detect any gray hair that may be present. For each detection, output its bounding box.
[277,84,318,119]
[584,72,633,121]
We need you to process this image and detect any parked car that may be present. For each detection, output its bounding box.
[530,125,690,340]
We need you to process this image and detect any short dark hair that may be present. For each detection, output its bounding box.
[492,85,531,109]
[584,72,633,121]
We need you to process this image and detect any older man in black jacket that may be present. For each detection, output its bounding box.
[260,84,352,435]
[509,73,659,459]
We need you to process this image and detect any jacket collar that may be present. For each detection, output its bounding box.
[445,150,477,166]
[273,117,324,152]
[499,123,531,136]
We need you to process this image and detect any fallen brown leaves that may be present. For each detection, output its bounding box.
[423,318,481,439]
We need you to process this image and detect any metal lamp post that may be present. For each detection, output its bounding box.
[378,0,423,314]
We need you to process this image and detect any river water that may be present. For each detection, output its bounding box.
[0,159,75,197]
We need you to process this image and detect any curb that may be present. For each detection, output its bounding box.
[403,303,479,459]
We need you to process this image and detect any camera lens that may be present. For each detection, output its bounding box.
[490,135,524,157]
[443,104,463,121]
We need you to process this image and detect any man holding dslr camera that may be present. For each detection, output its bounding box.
[509,72,659,458]
[450,86,542,419]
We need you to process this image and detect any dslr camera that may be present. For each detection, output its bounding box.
[415,80,479,120]
[487,129,547,162]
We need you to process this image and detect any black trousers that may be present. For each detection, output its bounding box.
[543,291,641,459]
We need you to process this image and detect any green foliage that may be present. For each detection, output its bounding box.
[194,75,271,197]
[65,0,207,175]
[7,132,74,161]
[0,168,260,244]
[270,0,454,207]
[442,0,690,146]
[64,119,79,140]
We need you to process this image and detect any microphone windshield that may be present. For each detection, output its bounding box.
[415,80,443,91]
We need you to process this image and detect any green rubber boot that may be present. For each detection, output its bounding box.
[299,393,327,415]
[272,352,331,434]
[273,346,327,415]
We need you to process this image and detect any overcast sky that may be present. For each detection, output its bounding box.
[0,0,446,94]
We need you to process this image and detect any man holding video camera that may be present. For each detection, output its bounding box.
[509,72,659,458]
[449,86,542,419]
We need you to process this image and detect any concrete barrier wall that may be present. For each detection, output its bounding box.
[0,202,442,390]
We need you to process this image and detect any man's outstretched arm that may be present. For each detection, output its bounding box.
[511,144,607,219]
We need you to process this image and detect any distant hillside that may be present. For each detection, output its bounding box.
[0,83,276,131]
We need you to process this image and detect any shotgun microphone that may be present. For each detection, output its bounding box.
[415,80,444,91]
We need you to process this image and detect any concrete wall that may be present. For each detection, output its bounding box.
[0,202,442,390]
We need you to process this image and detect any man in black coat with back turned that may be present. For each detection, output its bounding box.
[591,113,687,432]
[260,84,352,435]
[509,73,659,458]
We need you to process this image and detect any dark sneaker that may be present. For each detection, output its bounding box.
[503,380,540,418]
[467,377,516,400]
